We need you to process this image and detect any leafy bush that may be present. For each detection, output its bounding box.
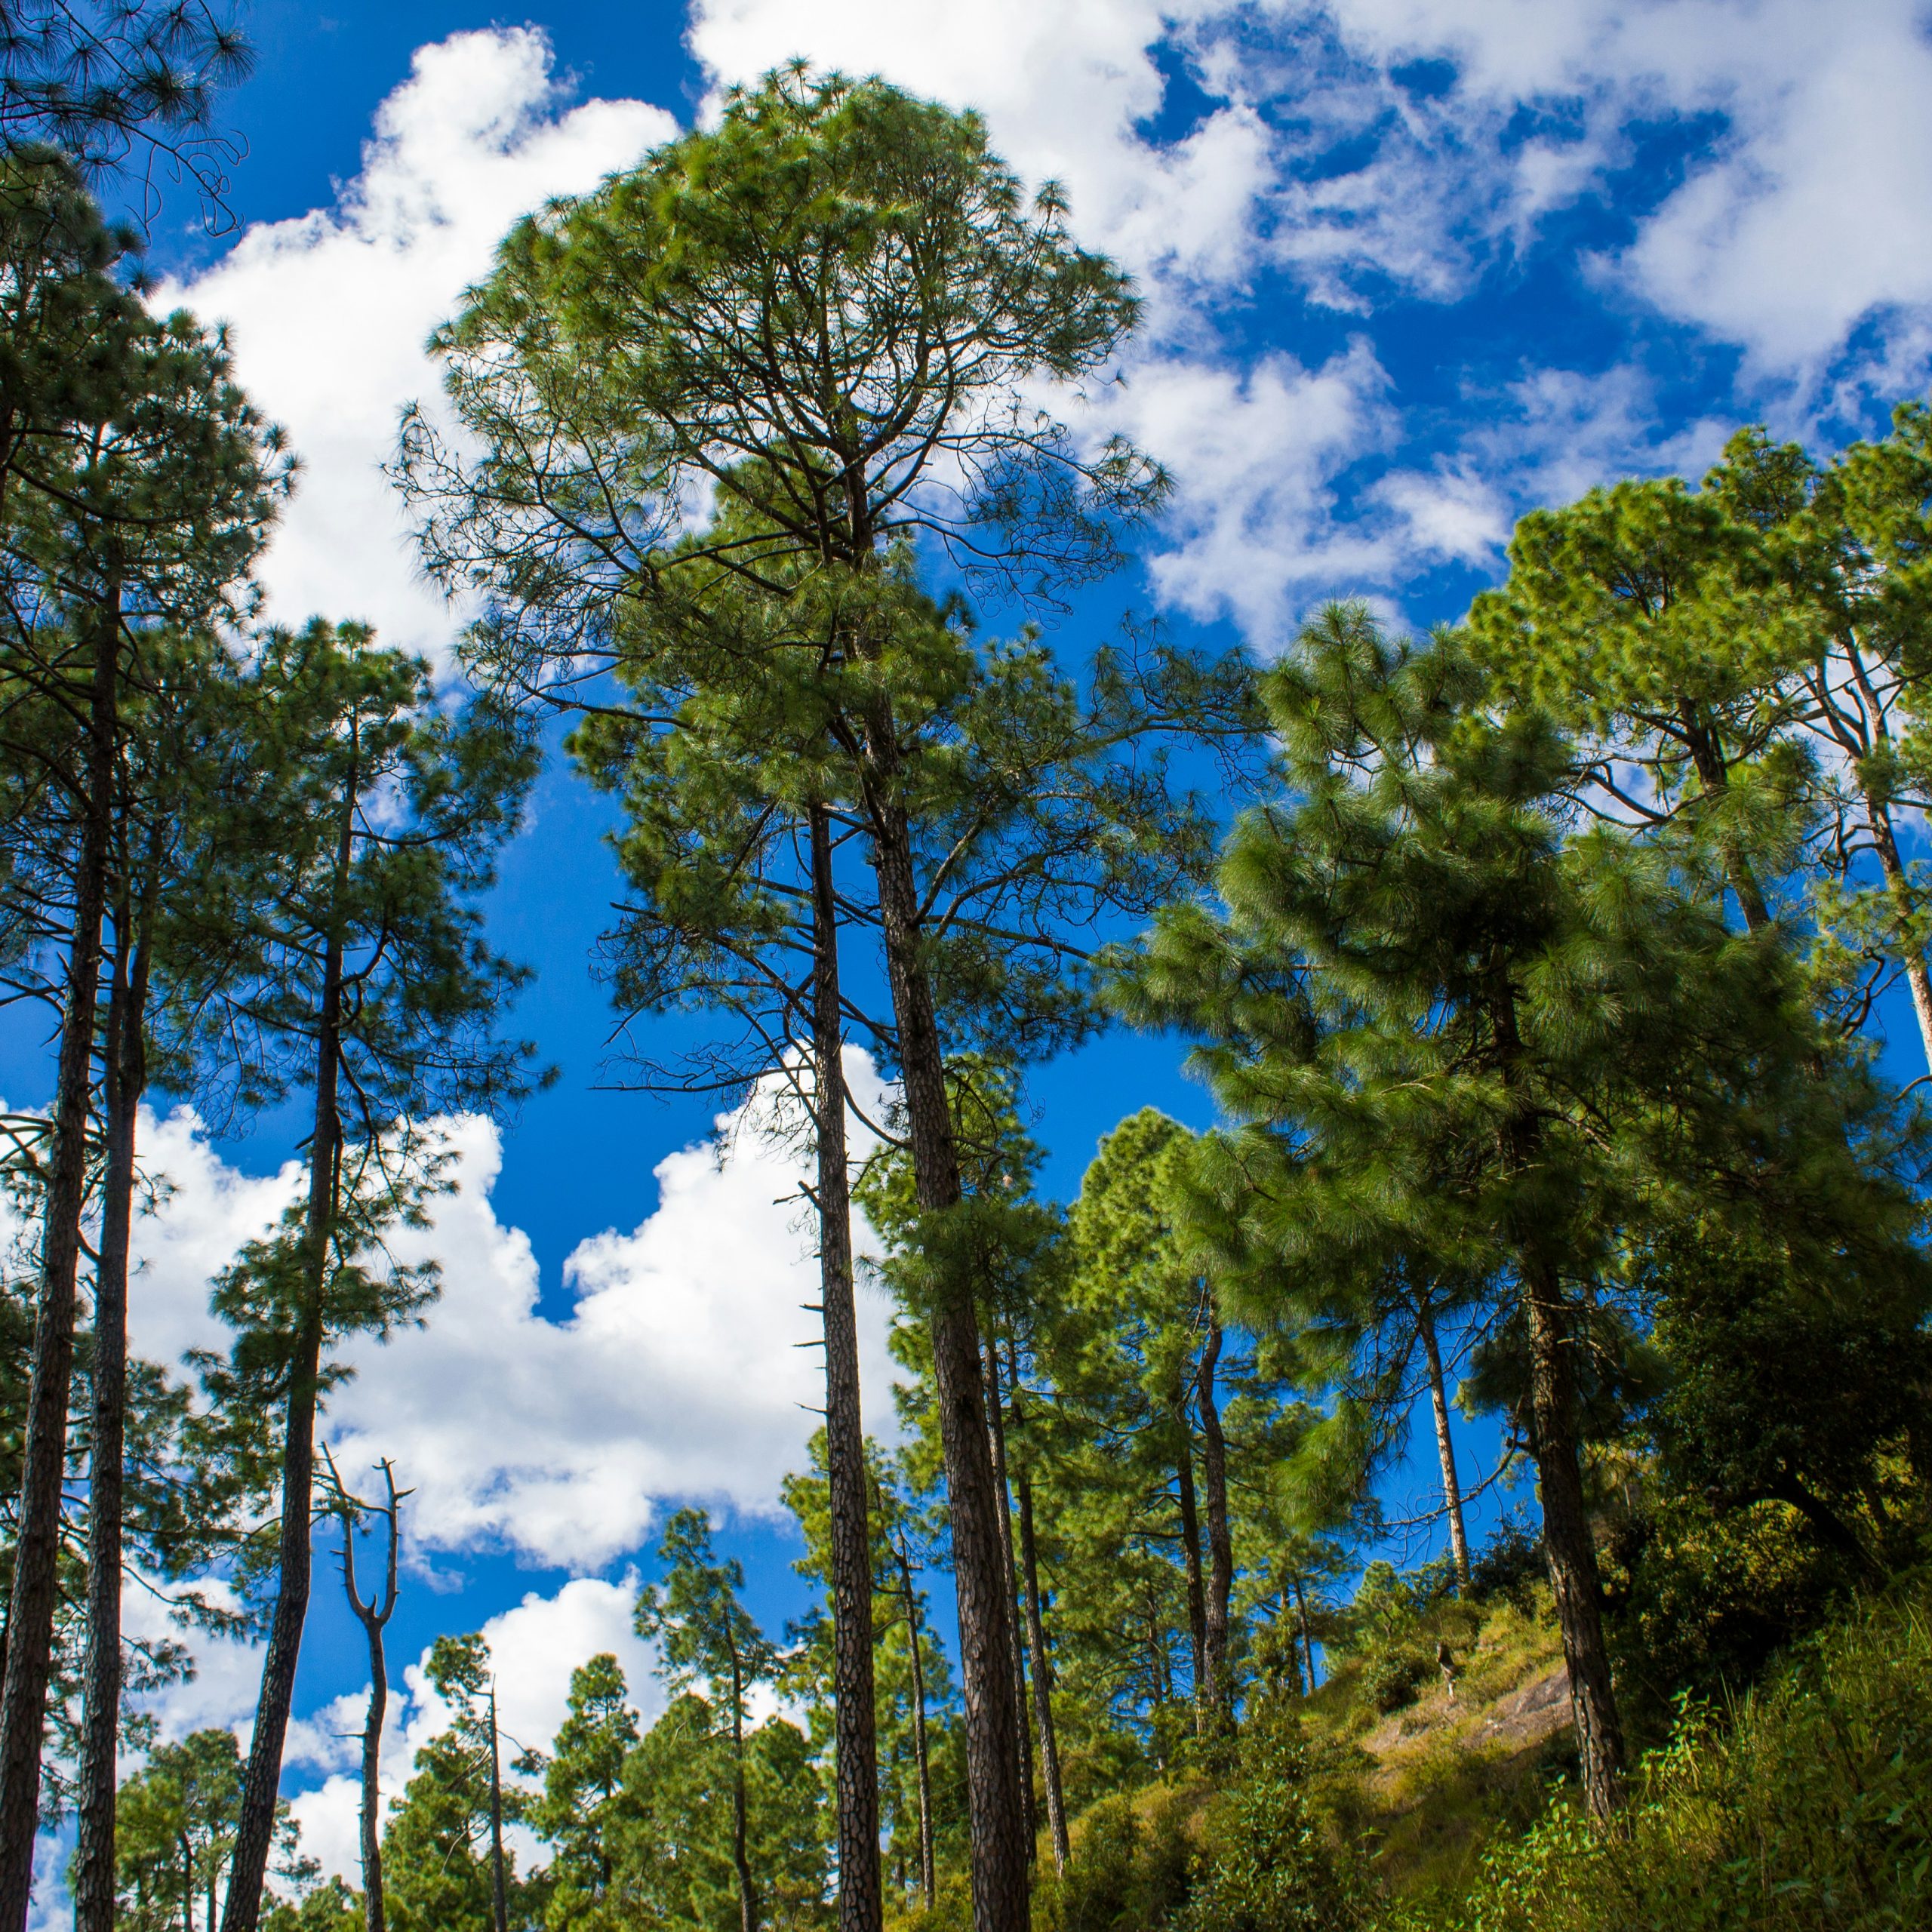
[1032,1789,1194,1932]
[1187,1712,1371,1932]
[1361,1651,1431,1716]
[1379,1587,1932,1932]
[1465,1515,1545,1617]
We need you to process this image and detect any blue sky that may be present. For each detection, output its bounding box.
[14,0,1932,1900]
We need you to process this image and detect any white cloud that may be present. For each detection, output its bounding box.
[123,1057,897,1574]
[287,1574,662,1884]
[1115,340,1395,645]
[1308,0,1932,382]
[118,1564,662,1887]
[155,29,675,663]
[690,0,1267,306]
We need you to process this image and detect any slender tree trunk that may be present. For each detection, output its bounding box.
[1193,1316,1233,1728]
[1679,704,1770,931]
[328,1452,402,1932]
[894,1534,936,1906]
[1523,1258,1626,1818]
[223,768,355,1932]
[1863,803,1932,1072]
[0,592,118,1925]
[488,1685,509,1932]
[1418,1308,1472,1593]
[980,1335,1034,1853]
[358,1588,389,1932]
[729,1643,758,1932]
[180,1838,194,1932]
[1013,1468,1068,1876]
[809,804,882,1932]
[73,885,152,1932]
[1173,1411,1208,1727]
[859,742,1028,1932]
[1292,1577,1318,1694]
[1493,968,1626,1817]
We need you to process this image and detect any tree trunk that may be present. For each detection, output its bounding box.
[730,1641,758,1932]
[488,1685,509,1932]
[222,765,355,1932]
[1173,1408,1208,1727]
[1193,1316,1233,1728]
[73,884,152,1932]
[1292,1577,1318,1694]
[358,1590,389,1932]
[894,1533,936,1906]
[1013,1467,1068,1876]
[1678,702,1770,931]
[810,804,882,1932]
[980,1335,1034,1854]
[1523,1258,1626,1818]
[1863,802,1932,1073]
[332,1454,402,1932]
[0,591,118,1927]
[1418,1307,1472,1593]
[859,746,1028,1932]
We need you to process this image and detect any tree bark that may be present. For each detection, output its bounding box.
[0,590,118,1927]
[729,1636,758,1932]
[892,1531,937,1906]
[73,882,152,1932]
[1493,963,1626,1817]
[1013,1466,1068,1875]
[1173,1404,1208,1726]
[328,1452,402,1932]
[488,1684,509,1932]
[1523,1258,1626,1818]
[1418,1307,1472,1593]
[1292,1576,1318,1694]
[980,1334,1034,1854]
[810,804,882,1932]
[1193,1315,1233,1728]
[222,758,355,1932]
[1862,803,1932,1072]
[858,737,1028,1932]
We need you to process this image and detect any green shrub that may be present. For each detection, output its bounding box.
[1187,1712,1371,1932]
[1032,1789,1194,1932]
[1361,1651,1431,1716]
[1380,1588,1932,1931]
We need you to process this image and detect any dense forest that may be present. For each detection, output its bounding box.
[2,8,1931,1932]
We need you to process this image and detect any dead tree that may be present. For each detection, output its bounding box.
[320,1449,411,1932]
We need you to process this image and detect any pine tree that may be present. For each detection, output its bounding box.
[1122,602,1915,1817]
[525,1654,641,1932]
[398,69,1244,1932]
[197,624,540,1932]
[0,155,287,1919]
[635,1509,785,1932]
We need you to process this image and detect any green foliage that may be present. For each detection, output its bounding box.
[1382,1589,1932,1932]
[1188,1715,1372,1932]
[1033,1790,1195,1932]
[525,1653,641,1930]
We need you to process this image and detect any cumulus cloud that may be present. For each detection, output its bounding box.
[117,1564,660,1887]
[1115,340,1395,645]
[119,1055,897,1574]
[285,1574,662,1884]
[154,30,675,662]
[1309,0,1932,383]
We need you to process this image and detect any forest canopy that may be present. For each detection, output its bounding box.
[2,37,1931,1932]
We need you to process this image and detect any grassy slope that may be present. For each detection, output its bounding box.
[1020,1577,1932,1931]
